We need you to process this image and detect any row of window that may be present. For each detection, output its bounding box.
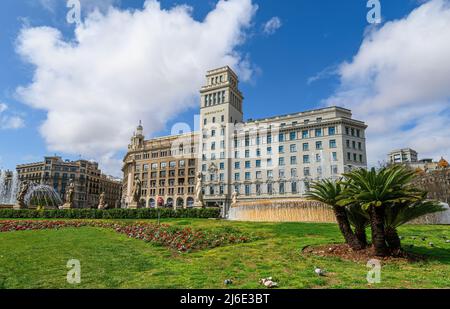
[147,187,195,196]
[205,140,339,153]
[135,160,196,172]
[231,165,339,181]
[202,147,340,163]
[204,181,312,196]
[135,150,196,161]
[201,164,339,183]
[204,91,226,107]
[347,152,365,163]
[143,170,196,179]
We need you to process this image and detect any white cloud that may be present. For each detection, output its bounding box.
[0,103,25,130]
[324,0,450,165]
[16,0,257,176]
[263,16,282,35]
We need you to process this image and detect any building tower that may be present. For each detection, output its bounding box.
[130,120,145,151]
[199,66,244,212]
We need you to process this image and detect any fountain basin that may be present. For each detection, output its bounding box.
[228,199,336,223]
[228,199,450,225]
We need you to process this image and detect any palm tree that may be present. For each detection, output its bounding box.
[306,179,364,250]
[339,166,418,256]
[385,196,445,253]
[345,203,369,248]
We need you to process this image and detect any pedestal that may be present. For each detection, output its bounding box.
[193,202,205,209]
[60,202,73,210]
[13,203,26,210]
[128,202,138,209]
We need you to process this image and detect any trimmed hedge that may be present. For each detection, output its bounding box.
[0,208,221,219]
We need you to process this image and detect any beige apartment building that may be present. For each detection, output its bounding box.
[388,148,418,164]
[122,124,198,208]
[123,66,368,214]
[16,156,122,208]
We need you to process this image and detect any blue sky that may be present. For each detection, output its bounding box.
[1,0,449,176]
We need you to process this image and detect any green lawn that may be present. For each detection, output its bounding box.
[0,219,449,289]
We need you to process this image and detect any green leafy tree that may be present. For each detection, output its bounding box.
[345,203,369,248]
[385,195,445,253]
[306,179,365,250]
[339,166,422,256]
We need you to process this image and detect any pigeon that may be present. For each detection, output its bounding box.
[422,237,427,241]
[314,267,326,276]
[446,240,450,244]
[224,279,233,285]
[429,242,434,247]
[259,277,278,288]
[411,236,417,240]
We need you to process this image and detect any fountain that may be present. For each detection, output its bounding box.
[23,183,63,209]
[0,170,20,206]
[228,198,336,223]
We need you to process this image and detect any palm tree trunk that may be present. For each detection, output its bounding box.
[369,205,389,256]
[385,227,401,255]
[333,206,364,250]
[354,226,368,248]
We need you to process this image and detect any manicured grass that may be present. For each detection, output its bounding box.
[0,219,449,289]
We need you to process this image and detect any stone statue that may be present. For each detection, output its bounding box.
[14,180,29,210]
[66,181,75,204]
[98,192,106,210]
[194,172,204,208]
[60,181,75,210]
[231,190,239,206]
[132,175,142,203]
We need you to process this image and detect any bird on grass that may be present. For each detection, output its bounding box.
[259,277,278,288]
[314,267,326,277]
[429,242,434,247]
[224,279,232,285]
[446,240,450,244]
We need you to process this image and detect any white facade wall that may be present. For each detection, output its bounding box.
[198,66,368,210]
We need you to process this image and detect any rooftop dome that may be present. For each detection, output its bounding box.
[438,157,449,168]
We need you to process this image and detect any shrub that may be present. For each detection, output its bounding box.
[0,208,221,220]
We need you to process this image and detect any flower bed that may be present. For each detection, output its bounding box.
[0,220,255,253]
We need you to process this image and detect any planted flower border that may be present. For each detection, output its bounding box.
[0,220,255,253]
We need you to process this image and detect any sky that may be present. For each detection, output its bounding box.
[0,0,449,177]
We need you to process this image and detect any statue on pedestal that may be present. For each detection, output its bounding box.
[194,172,204,208]
[128,175,142,209]
[60,181,75,210]
[14,181,29,210]
[98,192,107,210]
[231,190,239,207]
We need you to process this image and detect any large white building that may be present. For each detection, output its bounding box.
[123,66,368,213]
[198,66,367,210]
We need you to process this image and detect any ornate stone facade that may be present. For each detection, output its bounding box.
[16,156,121,208]
[122,130,198,209]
